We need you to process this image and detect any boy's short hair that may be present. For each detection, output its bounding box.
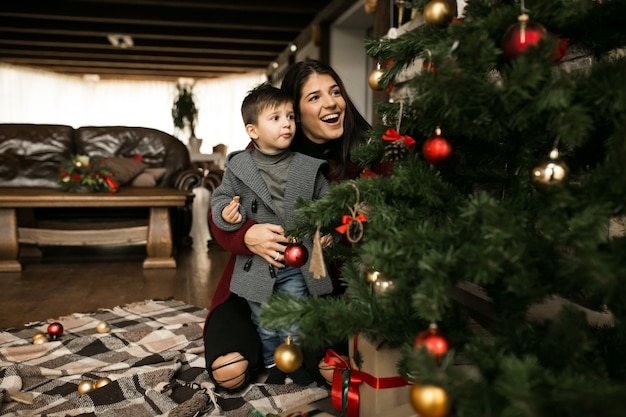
[241,83,294,125]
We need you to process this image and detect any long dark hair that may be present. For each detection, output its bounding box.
[280,59,371,180]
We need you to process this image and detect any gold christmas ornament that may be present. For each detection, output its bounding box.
[77,379,95,395]
[410,384,450,417]
[531,160,568,185]
[423,0,454,27]
[95,377,112,388]
[368,62,385,91]
[32,332,48,344]
[366,267,382,283]
[274,335,304,373]
[96,320,111,333]
[373,274,394,294]
[531,148,568,186]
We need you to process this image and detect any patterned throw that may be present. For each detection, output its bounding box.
[0,299,328,416]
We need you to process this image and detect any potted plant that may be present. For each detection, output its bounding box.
[172,82,201,152]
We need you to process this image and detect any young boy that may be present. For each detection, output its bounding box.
[210,83,333,385]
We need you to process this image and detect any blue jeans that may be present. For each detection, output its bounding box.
[247,266,309,367]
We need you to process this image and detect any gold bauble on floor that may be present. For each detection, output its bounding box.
[96,320,111,333]
[77,379,95,395]
[95,377,112,388]
[32,332,48,344]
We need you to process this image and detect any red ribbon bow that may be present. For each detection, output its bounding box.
[382,128,415,147]
[335,214,367,234]
[325,336,410,417]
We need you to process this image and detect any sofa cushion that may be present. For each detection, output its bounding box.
[131,167,167,187]
[103,157,147,185]
[0,124,74,188]
[74,126,191,187]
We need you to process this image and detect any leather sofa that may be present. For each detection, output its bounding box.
[0,123,203,246]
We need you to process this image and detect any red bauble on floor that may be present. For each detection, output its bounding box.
[47,322,64,339]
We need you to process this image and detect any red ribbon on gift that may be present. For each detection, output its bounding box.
[335,214,367,234]
[382,128,416,147]
[325,336,410,417]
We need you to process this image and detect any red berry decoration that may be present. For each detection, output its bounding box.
[47,322,64,339]
[422,127,452,166]
[414,323,448,360]
[501,13,547,61]
[284,239,308,268]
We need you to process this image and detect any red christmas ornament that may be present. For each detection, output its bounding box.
[361,168,377,178]
[284,240,308,268]
[501,14,547,61]
[414,323,448,360]
[422,127,452,165]
[47,322,64,339]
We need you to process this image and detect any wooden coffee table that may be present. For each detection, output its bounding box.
[0,187,193,272]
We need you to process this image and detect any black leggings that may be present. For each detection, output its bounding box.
[203,295,263,390]
[203,293,348,389]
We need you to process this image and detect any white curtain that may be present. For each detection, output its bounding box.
[0,64,266,154]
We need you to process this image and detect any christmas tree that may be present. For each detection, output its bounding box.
[264,1,626,415]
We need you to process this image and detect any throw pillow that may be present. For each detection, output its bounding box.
[103,157,147,185]
[130,167,167,187]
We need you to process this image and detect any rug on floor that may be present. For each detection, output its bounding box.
[0,298,328,416]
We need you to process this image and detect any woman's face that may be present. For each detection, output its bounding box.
[298,73,346,144]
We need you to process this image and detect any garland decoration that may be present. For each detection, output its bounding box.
[58,154,118,193]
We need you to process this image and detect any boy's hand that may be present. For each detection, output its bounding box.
[222,197,242,224]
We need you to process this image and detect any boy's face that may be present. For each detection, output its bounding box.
[246,101,295,154]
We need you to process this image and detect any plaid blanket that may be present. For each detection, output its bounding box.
[0,299,328,416]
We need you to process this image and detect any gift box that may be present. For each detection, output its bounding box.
[332,334,410,417]
[376,403,417,417]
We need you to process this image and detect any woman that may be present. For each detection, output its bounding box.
[203,59,372,391]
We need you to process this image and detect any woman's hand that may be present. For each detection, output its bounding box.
[244,223,289,267]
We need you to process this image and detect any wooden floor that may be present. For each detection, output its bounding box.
[0,241,229,330]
